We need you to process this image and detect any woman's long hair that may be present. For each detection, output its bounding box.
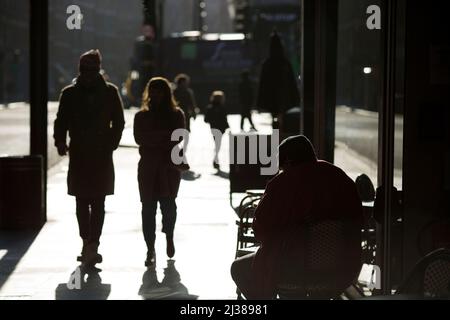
[141,77,177,113]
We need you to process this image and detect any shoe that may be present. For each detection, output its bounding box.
[173,162,190,172]
[213,161,220,170]
[166,237,175,259]
[77,240,89,262]
[82,242,102,267]
[145,249,156,267]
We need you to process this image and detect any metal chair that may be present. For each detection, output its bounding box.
[276,218,363,299]
[234,192,262,299]
[235,192,262,259]
[397,248,450,299]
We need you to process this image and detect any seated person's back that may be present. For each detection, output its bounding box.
[231,135,363,299]
[253,160,362,241]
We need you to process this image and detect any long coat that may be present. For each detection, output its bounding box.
[251,160,363,298]
[53,76,125,198]
[204,103,229,133]
[134,108,185,201]
[256,57,300,116]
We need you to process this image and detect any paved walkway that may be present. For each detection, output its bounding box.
[0,111,271,300]
[0,109,374,300]
[0,102,61,168]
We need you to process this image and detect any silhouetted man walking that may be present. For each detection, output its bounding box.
[54,49,125,267]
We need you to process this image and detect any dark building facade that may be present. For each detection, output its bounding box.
[1,0,143,103]
[48,0,142,100]
[0,0,30,104]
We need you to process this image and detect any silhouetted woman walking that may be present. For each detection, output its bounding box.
[134,77,186,266]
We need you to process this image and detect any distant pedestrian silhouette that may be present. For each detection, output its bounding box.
[173,73,197,153]
[239,70,256,131]
[256,32,300,129]
[173,74,197,131]
[204,91,229,170]
[133,77,186,267]
[53,49,125,268]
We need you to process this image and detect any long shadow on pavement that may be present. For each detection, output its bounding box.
[55,266,111,300]
[0,230,40,291]
[139,260,198,300]
[181,170,202,181]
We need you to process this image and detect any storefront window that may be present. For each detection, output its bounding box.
[334,0,384,192]
[0,0,30,157]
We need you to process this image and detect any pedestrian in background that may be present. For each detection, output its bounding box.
[256,31,300,130]
[239,70,256,131]
[173,73,197,153]
[204,91,229,170]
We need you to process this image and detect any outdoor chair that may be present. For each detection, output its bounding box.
[396,248,450,299]
[276,218,362,299]
[235,192,262,259]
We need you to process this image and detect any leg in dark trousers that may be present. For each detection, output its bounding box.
[247,115,256,129]
[75,197,90,241]
[212,130,222,166]
[160,198,177,258]
[241,111,256,130]
[75,197,105,264]
[231,253,259,299]
[89,197,106,245]
[142,200,158,249]
[160,198,177,237]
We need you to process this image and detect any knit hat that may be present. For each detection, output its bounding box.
[79,49,102,72]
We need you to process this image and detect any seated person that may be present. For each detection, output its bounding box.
[231,135,363,299]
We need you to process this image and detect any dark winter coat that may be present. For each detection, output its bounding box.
[53,76,125,197]
[134,108,185,201]
[256,57,300,115]
[204,102,229,133]
[256,33,300,115]
[251,160,363,298]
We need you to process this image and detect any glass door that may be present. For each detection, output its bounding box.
[334,0,384,189]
